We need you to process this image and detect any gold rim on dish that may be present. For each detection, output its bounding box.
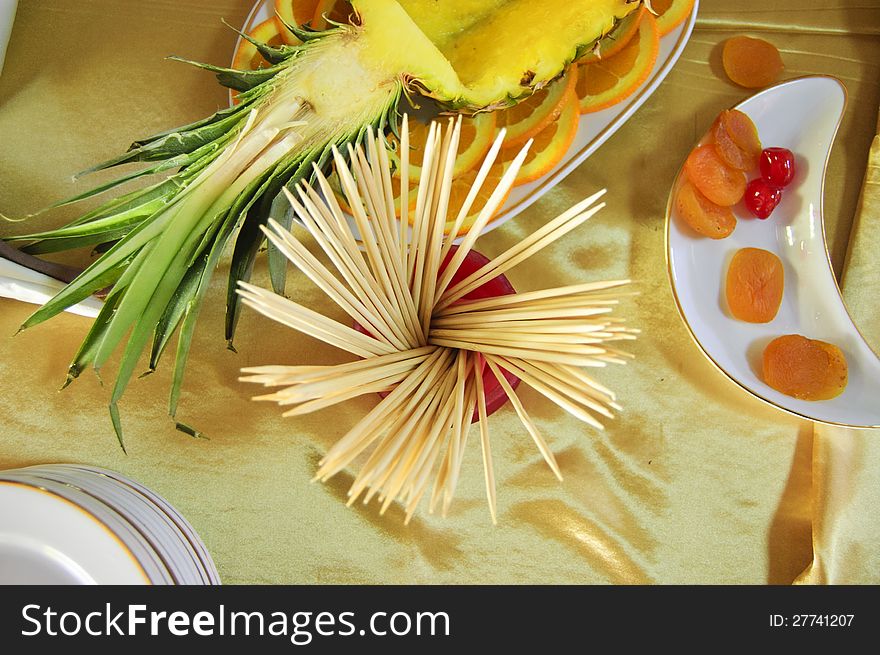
[664,74,880,430]
[0,479,152,584]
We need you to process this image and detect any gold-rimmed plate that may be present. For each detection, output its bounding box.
[666,75,880,428]
[0,480,151,584]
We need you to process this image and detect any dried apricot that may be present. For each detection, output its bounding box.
[675,178,736,239]
[721,110,762,162]
[704,109,763,173]
[722,36,784,89]
[684,144,747,207]
[712,118,751,171]
[726,248,784,322]
[762,335,848,401]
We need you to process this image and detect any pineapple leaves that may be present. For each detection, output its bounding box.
[80,115,238,172]
[127,94,263,150]
[274,14,344,44]
[18,214,172,332]
[266,198,293,296]
[167,56,287,93]
[9,4,508,446]
[224,199,275,348]
[149,256,207,373]
[222,19,300,65]
[262,145,328,296]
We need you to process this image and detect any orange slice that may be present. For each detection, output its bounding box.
[501,88,580,186]
[579,6,646,64]
[311,0,352,30]
[651,0,696,37]
[387,113,497,182]
[273,0,319,44]
[495,71,577,150]
[576,12,660,114]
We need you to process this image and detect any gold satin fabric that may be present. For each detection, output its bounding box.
[797,121,880,584]
[0,1,878,584]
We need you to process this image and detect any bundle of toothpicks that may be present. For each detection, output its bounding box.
[238,115,636,523]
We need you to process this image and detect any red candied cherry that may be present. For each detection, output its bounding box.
[760,147,796,188]
[744,178,783,219]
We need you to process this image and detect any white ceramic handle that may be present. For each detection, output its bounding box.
[0,257,101,318]
[0,0,18,76]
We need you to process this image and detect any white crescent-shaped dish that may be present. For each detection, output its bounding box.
[666,75,880,428]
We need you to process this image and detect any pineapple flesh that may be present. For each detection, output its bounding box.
[7,0,641,442]
[395,0,635,107]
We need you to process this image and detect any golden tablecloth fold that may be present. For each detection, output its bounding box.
[0,1,878,584]
[798,118,880,584]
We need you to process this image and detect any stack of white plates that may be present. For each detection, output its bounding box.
[0,464,220,585]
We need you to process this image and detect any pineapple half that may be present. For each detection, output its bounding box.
[8,0,640,443]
